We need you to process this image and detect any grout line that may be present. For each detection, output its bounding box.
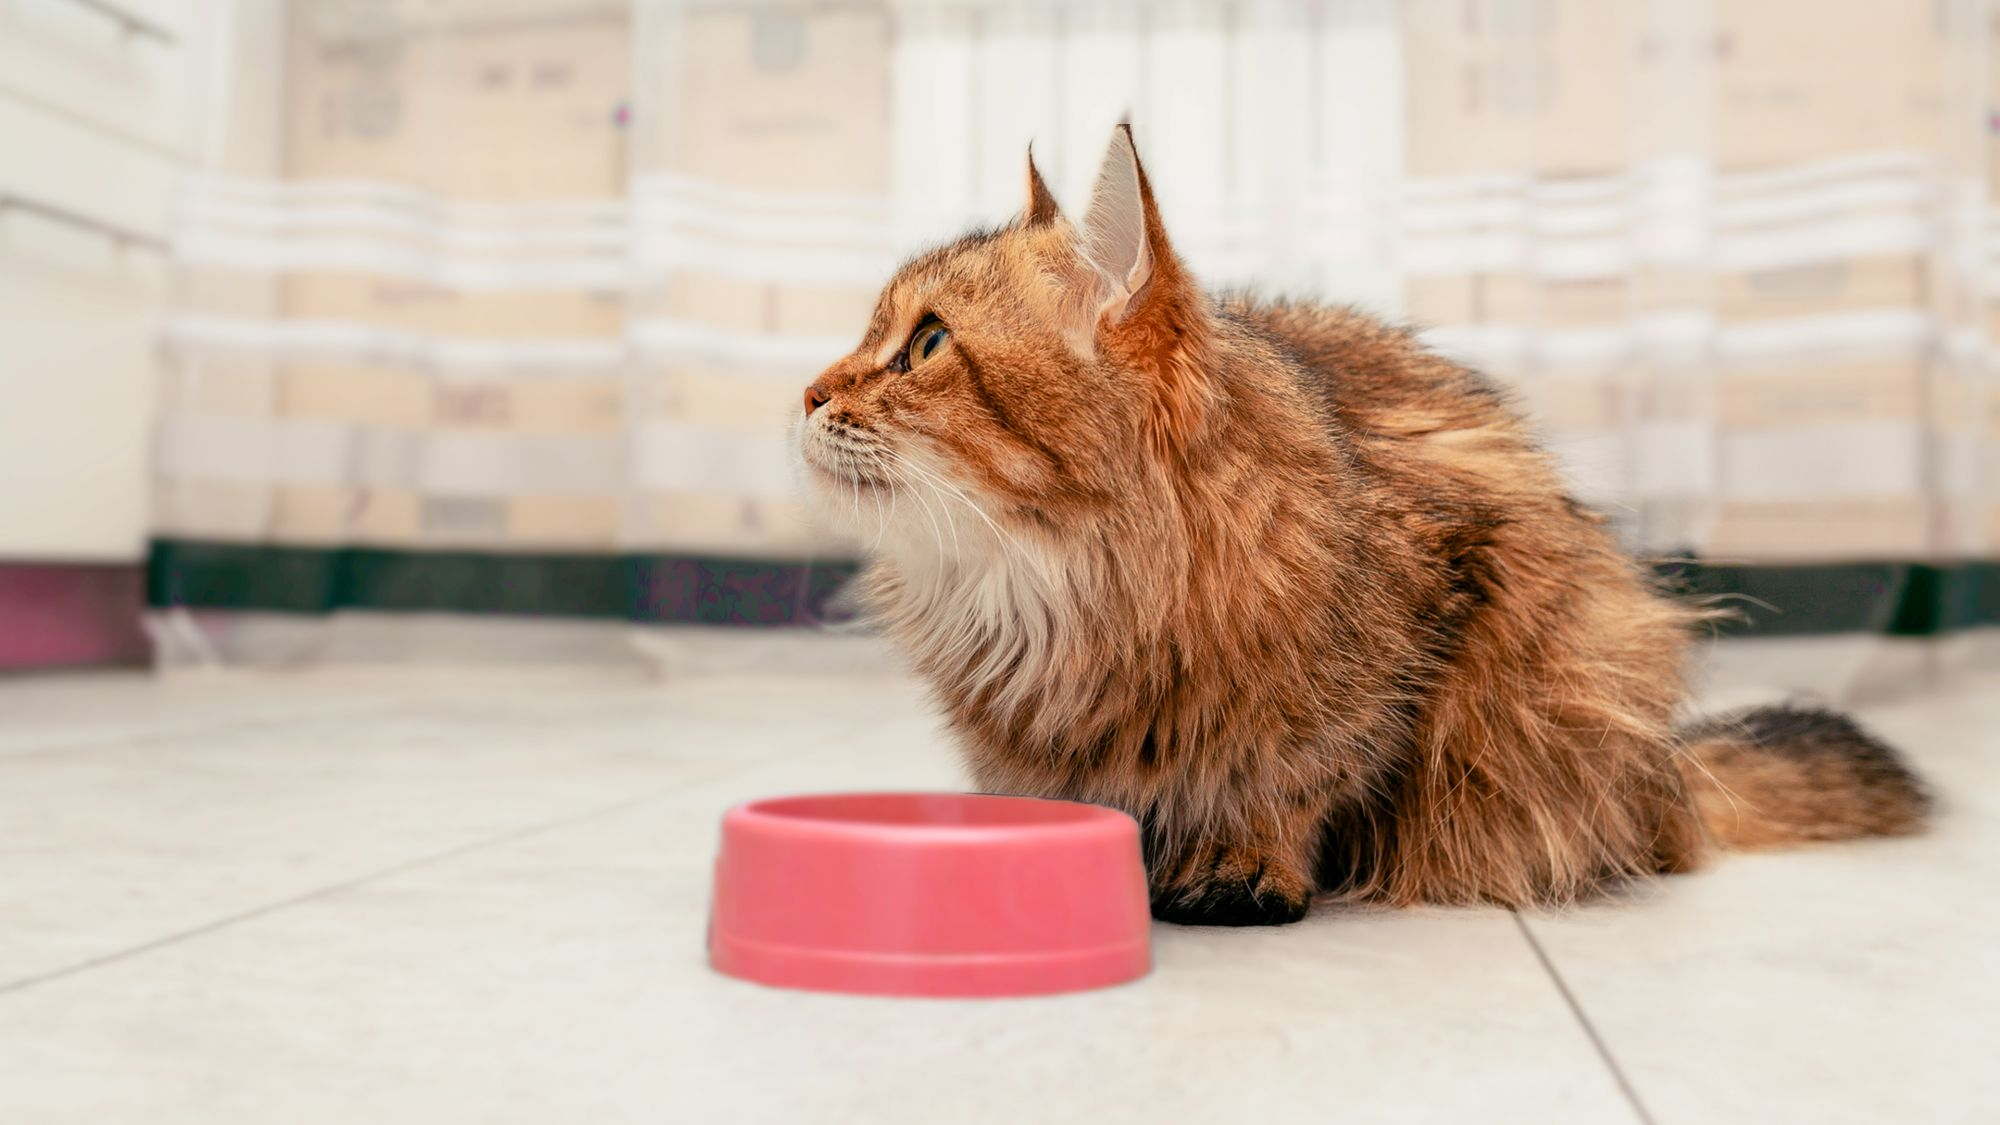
[1511,910,1660,1125]
[0,676,663,764]
[0,699,415,764]
[0,786,682,998]
[0,712,899,998]
[0,681,471,764]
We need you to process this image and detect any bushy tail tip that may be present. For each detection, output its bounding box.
[1678,704,1931,849]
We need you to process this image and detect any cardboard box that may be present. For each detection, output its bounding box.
[271,484,422,546]
[1715,257,1926,325]
[653,6,891,195]
[286,8,629,199]
[1406,0,1949,178]
[507,495,620,548]
[1482,273,1632,327]
[280,364,429,428]
[1403,275,1479,325]
[625,493,826,559]
[1513,373,1634,435]
[632,3,895,379]
[1709,499,1932,561]
[1713,0,1946,171]
[152,479,270,543]
[1403,0,1636,178]
[1717,361,1924,430]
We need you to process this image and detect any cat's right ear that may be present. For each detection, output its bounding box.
[1077,124,1157,324]
[1024,145,1061,227]
[1074,124,1214,449]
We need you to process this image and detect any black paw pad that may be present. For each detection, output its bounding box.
[1151,880,1310,927]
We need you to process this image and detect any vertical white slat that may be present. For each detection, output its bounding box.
[1230,0,1311,292]
[1142,1,1228,275]
[972,4,1061,220]
[1311,0,1404,311]
[1056,3,1144,208]
[890,3,980,251]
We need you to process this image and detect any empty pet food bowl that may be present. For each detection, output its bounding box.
[708,792,1151,998]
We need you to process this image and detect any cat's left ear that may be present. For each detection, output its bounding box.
[1023,145,1061,226]
[1077,125,1152,322]
[1075,124,1214,448]
[1077,123,1195,329]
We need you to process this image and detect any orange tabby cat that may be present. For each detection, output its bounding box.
[794,125,1929,925]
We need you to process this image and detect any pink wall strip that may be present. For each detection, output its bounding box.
[0,564,150,672]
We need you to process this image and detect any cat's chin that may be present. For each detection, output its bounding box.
[802,457,887,495]
[798,465,898,546]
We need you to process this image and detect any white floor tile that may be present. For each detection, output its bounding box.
[1520,682,2000,1125]
[0,671,411,758]
[0,727,1630,1125]
[0,674,921,987]
[2,663,1990,1123]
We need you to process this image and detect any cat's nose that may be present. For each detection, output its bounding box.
[803,383,831,416]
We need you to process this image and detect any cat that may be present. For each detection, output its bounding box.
[792,124,1930,926]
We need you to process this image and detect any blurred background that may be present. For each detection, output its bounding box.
[1,0,1996,700]
[3,7,1995,1122]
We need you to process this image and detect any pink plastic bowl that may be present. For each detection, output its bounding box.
[708,792,1151,998]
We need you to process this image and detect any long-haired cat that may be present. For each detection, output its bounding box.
[793,125,1929,926]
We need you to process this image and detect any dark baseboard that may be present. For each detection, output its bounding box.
[148,541,859,628]
[146,540,2000,638]
[1654,560,2000,637]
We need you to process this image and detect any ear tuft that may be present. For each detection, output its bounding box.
[1024,145,1061,227]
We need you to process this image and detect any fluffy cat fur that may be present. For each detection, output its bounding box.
[793,126,1930,926]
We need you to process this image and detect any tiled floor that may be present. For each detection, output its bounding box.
[0,660,1992,1124]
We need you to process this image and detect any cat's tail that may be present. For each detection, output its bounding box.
[1676,704,1931,849]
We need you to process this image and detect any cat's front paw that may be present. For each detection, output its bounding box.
[1150,845,1312,926]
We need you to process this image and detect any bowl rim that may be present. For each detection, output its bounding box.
[725,790,1136,844]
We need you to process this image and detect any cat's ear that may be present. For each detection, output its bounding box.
[1023,145,1061,227]
[1076,124,1214,448]
[1079,124,1161,323]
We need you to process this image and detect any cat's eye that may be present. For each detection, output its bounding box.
[910,321,949,366]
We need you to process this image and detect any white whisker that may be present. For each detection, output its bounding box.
[884,460,949,571]
[866,467,891,552]
[887,460,965,561]
[893,456,1031,571]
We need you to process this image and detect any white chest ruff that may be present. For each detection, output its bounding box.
[882,528,1083,728]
